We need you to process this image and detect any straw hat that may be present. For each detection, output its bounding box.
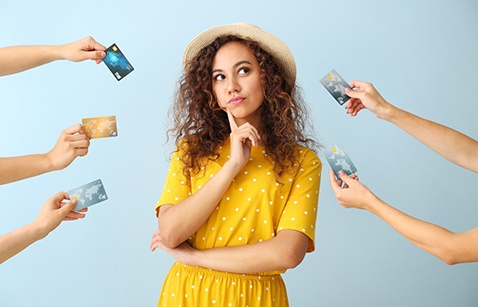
[182,22,296,83]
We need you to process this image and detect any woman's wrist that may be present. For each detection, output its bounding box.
[222,160,243,177]
[26,221,49,242]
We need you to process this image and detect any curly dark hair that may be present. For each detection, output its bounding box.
[168,35,319,181]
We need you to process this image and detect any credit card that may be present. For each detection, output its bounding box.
[82,115,117,139]
[320,69,351,105]
[103,43,134,81]
[324,144,357,179]
[68,179,108,211]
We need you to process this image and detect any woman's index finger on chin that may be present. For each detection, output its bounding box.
[226,108,239,132]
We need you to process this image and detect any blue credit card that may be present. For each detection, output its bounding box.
[103,43,134,81]
[68,179,108,211]
[324,144,357,179]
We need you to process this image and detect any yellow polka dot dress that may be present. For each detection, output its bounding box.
[155,139,322,307]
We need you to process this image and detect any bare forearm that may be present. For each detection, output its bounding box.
[385,107,478,172]
[158,161,241,247]
[183,231,308,274]
[0,45,64,76]
[368,197,470,264]
[0,155,53,185]
[0,223,45,264]
[194,242,292,274]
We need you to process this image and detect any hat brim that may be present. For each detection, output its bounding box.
[182,23,296,83]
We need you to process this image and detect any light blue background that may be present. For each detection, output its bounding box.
[1,1,477,306]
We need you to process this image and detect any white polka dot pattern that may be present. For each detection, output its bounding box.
[156,138,322,262]
[158,262,289,307]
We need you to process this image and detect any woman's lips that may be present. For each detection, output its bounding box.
[228,97,244,105]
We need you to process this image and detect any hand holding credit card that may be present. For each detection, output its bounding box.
[320,69,352,105]
[82,115,118,139]
[324,144,357,179]
[68,179,108,211]
[103,43,134,81]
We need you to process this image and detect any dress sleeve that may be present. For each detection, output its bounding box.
[155,148,192,216]
[277,149,322,252]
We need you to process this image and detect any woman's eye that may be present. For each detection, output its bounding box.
[214,74,225,81]
[238,67,250,75]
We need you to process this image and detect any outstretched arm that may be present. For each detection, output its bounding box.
[0,36,106,76]
[345,81,478,173]
[329,170,478,265]
[0,124,90,185]
[151,229,309,274]
[0,192,87,264]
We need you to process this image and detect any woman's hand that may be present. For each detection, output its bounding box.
[226,109,261,169]
[150,229,197,265]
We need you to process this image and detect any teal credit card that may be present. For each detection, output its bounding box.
[68,179,108,211]
[324,144,358,179]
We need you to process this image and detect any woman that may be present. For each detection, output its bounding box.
[151,23,322,307]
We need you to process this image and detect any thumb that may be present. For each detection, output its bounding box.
[345,87,361,99]
[63,123,83,135]
[329,169,344,195]
[59,200,76,216]
[89,50,106,60]
[338,171,355,185]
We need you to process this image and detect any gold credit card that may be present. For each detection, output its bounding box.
[82,115,118,139]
